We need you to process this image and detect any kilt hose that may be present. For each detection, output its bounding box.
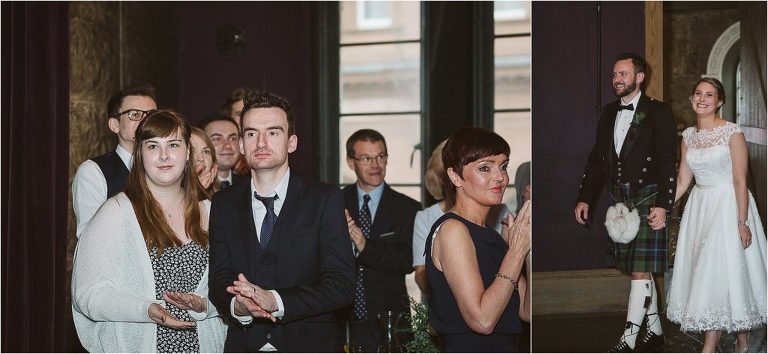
[608,183,669,274]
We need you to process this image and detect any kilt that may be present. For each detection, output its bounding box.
[608,183,668,274]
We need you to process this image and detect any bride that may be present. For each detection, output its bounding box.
[666,77,767,353]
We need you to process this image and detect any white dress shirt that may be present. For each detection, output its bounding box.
[229,168,290,333]
[614,90,643,154]
[72,145,132,238]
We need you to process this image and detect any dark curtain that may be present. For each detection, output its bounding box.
[1,2,69,352]
[740,2,767,226]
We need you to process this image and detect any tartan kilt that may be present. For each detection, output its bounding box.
[608,183,668,274]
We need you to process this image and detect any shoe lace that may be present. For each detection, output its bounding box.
[609,340,630,352]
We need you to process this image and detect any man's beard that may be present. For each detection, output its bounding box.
[614,80,637,98]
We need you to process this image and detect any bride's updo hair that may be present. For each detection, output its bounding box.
[691,77,726,113]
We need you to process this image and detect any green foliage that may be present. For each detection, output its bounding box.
[403,297,440,353]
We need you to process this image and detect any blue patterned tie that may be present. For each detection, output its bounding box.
[254,193,278,249]
[353,194,372,321]
[220,180,231,190]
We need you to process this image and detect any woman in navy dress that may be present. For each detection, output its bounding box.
[425,127,531,352]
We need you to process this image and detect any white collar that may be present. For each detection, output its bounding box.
[115,144,132,169]
[250,167,290,201]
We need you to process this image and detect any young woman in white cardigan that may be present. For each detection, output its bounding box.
[72,110,226,352]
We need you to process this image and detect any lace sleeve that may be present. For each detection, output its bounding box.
[723,122,743,143]
[682,127,695,147]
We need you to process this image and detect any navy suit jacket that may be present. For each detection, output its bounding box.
[209,173,355,352]
[342,183,421,316]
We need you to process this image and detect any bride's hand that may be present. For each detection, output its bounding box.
[739,224,752,249]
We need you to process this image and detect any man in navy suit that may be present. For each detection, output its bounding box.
[342,129,421,350]
[209,91,354,352]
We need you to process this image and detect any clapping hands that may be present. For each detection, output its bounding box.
[227,273,278,322]
[503,200,532,257]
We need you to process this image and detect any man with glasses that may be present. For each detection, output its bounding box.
[201,113,246,190]
[72,84,157,238]
[342,129,421,350]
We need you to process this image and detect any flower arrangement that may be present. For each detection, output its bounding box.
[403,298,440,352]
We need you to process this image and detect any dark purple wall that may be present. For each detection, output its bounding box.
[177,2,314,180]
[532,1,645,272]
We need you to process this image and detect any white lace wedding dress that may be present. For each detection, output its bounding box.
[667,122,767,332]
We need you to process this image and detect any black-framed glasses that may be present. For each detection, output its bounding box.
[114,109,155,121]
[351,154,388,165]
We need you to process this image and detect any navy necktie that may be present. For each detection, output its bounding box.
[220,180,231,190]
[254,193,279,249]
[618,103,634,111]
[353,194,372,321]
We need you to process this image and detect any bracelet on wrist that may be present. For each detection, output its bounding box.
[495,272,519,290]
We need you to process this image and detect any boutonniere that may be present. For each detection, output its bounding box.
[632,112,647,126]
[628,112,646,140]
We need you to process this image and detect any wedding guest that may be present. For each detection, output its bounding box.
[191,127,219,199]
[413,140,453,297]
[72,110,226,352]
[201,113,246,190]
[425,127,531,352]
[666,77,767,353]
[72,84,157,238]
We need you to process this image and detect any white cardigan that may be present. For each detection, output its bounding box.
[72,193,226,352]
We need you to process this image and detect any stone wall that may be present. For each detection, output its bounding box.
[67,3,178,350]
[663,3,740,127]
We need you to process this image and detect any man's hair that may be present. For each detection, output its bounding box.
[106,84,156,118]
[199,112,239,133]
[615,52,646,74]
[240,91,296,135]
[345,129,387,159]
[221,87,257,115]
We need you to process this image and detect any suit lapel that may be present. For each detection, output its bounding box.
[619,95,649,159]
[275,173,304,265]
[344,186,360,222]
[606,103,621,159]
[236,179,257,268]
[371,185,393,236]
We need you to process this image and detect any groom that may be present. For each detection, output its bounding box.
[574,53,677,352]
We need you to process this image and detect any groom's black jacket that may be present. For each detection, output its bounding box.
[577,94,677,211]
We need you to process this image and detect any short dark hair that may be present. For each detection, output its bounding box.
[691,77,726,112]
[106,84,156,118]
[240,91,296,135]
[221,87,257,115]
[199,112,239,133]
[442,127,510,201]
[615,52,646,74]
[346,129,387,158]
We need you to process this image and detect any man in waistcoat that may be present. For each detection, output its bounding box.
[72,84,157,238]
[209,90,354,352]
[575,53,677,352]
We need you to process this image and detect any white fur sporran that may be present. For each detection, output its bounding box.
[605,202,640,244]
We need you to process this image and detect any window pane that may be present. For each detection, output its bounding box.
[494,1,531,35]
[494,111,531,186]
[339,114,422,187]
[389,185,422,203]
[341,1,421,43]
[341,43,421,114]
[495,36,531,110]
